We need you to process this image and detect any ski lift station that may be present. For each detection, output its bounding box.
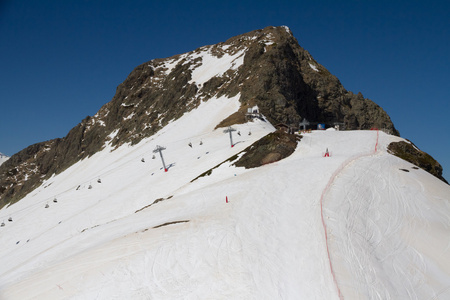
[245,105,262,120]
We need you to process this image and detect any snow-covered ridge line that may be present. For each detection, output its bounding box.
[0,152,9,167]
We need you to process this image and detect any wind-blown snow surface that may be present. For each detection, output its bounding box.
[0,96,449,299]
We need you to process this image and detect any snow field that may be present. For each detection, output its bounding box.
[0,105,449,299]
[322,132,450,299]
[2,130,345,299]
[0,94,275,297]
[188,48,246,86]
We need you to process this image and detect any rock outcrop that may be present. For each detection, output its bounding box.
[234,131,300,169]
[388,141,447,184]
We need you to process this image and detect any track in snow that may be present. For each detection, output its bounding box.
[319,129,379,299]
[322,131,450,299]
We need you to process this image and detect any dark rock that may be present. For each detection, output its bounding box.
[388,141,448,184]
[234,131,301,169]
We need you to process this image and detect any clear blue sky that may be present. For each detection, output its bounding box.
[1,0,449,180]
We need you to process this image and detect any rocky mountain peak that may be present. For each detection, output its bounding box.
[0,26,402,207]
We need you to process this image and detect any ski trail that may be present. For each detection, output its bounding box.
[319,130,379,299]
[322,131,450,299]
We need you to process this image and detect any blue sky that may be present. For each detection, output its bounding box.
[1,0,449,180]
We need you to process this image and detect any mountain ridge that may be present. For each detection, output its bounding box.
[1,26,443,209]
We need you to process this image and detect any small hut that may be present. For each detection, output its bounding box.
[276,123,294,134]
[245,105,262,120]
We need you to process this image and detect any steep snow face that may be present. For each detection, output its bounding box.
[0,119,449,299]
[188,48,246,86]
[0,153,9,166]
[281,25,291,34]
[309,63,319,72]
[160,45,246,87]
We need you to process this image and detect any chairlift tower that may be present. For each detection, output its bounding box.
[153,145,168,172]
[223,126,236,148]
[299,119,310,131]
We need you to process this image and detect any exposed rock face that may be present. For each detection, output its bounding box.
[0,26,402,208]
[388,141,448,184]
[234,131,300,168]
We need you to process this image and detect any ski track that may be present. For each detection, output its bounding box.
[319,129,380,299]
[323,131,450,299]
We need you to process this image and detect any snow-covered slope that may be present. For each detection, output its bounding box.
[0,96,449,299]
[0,153,9,166]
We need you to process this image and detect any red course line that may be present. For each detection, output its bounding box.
[320,129,379,299]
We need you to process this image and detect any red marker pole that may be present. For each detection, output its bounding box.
[226,196,228,203]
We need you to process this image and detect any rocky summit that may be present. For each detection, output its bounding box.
[0,25,416,208]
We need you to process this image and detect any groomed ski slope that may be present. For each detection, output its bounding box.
[0,95,449,299]
[324,131,450,299]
